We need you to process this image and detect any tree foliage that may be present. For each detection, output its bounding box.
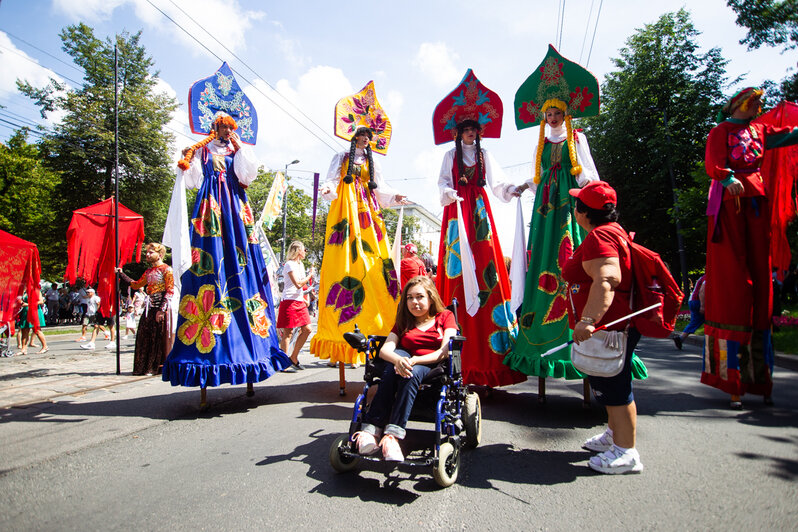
[582,9,730,281]
[0,130,62,277]
[17,23,177,267]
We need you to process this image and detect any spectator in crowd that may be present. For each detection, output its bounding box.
[674,274,706,349]
[277,240,315,370]
[78,288,112,349]
[45,284,60,326]
[400,242,426,288]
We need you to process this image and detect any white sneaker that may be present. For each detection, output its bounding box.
[583,429,614,452]
[80,342,96,350]
[588,445,644,474]
[104,342,114,349]
[122,335,129,340]
[352,431,378,455]
[380,434,404,462]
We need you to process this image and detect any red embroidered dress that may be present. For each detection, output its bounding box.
[436,145,526,387]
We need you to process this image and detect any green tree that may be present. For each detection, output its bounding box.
[0,129,62,277]
[582,9,729,284]
[17,23,177,260]
[727,0,798,101]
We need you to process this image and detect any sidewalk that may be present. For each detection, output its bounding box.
[0,333,151,409]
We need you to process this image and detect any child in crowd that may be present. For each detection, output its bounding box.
[123,305,136,340]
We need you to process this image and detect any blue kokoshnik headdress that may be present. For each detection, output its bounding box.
[188,62,258,145]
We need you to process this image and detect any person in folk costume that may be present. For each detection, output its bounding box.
[162,63,291,405]
[116,242,174,376]
[703,87,798,409]
[506,46,648,402]
[310,81,407,395]
[432,69,526,388]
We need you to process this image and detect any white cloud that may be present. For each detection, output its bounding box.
[52,0,127,22]
[384,90,404,120]
[412,42,461,88]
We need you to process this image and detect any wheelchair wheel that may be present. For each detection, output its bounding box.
[329,434,359,473]
[432,442,460,487]
[463,391,482,448]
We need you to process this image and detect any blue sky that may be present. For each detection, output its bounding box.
[1,0,794,250]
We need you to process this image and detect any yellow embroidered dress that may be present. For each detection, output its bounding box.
[310,149,400,364]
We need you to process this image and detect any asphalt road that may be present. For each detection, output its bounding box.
[1,337,796,531]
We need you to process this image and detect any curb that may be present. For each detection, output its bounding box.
[682,335,798,372]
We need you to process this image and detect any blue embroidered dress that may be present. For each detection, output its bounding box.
[162,141,291,387]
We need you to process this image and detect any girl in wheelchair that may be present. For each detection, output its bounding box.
[351,276,458,462]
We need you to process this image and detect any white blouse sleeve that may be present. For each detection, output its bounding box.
[320,152,345,201]
[438,150,459,207]
[574,131,600,187]
[484,149,516,203]
[233,145,259,186]
[181,149,204,190]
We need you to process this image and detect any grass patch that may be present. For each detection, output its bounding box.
[42,328,83,336]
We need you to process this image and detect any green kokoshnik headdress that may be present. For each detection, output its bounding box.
[514,45,600,183]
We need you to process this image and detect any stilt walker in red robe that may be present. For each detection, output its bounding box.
[703,87,798,408]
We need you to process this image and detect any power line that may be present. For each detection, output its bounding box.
[164,0,343,150]
[143,0,342,154]
[557,0,567,50]
[586,0,604,67]
[0,28,84,74]
[579,0,597,64]
[0,43,83,86]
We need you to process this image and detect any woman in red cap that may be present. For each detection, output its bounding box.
[400,242,426,288]
[562,181,644,474]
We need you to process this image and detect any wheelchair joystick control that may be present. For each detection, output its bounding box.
[343,324,368,352]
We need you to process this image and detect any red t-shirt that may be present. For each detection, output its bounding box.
[561,222,632,331]
[390,309,457,356]
[400,255,427,287]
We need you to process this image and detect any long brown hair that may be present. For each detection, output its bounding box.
[394,276,446,337]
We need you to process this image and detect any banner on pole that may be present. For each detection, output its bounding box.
[262,171,287,230]
[311,172,320,240]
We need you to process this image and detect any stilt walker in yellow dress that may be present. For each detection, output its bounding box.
[310,81,407,395]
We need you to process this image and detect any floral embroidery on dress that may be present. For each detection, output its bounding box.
[326,276,365,325]
[177,284,232,354]
[382,259,399,299]
[728,127,763,164]
[245,293,271,338]
[474,197,492,241]
[239,199,258,244]
[328,219,349,245]
[489,301,518,354]
[536,232,573,325]
[189,247,214,277]
[192,195,222,237]
[444,219,462,279]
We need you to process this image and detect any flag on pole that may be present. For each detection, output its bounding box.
[262,171,287,229]
[390,206,405,281]
[311,172,320,239]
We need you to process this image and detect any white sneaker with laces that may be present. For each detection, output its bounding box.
[352,431,378,455]
[380,434,404,462]
[583,429,614,452]
[105,342,114,349]
[588,444,644,474]
[80,342,96,350]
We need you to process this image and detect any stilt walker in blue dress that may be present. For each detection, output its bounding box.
[162,63,291,407]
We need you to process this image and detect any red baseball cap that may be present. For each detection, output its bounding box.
[404,243,417,254]
[569,181,617,210]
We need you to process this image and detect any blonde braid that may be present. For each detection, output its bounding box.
[533,119,546,185]
[566,116,582,176]
[178,131,217,170]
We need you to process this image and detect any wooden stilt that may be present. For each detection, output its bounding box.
[200,386,207,409]
[246,382,254,397]
[582,379,591,408]
[338,361,346,396]
[538,376,546,404]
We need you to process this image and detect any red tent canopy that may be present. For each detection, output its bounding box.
[66,198,145,317]
[0,229,42,327]
[756,101,798,278]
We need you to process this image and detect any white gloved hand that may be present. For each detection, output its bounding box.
[442,188,462,206]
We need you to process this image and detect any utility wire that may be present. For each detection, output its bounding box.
[164,0,343,149]
[0,28,84,74]
[586,0,604,67]
[579,0,596,63]
[0,43,83,86]
[558,0,567,50]
[144,0,341,153]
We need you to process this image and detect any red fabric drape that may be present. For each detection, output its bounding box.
[755,101,798,280]
[0,229,42,327]
[65,198,144,317]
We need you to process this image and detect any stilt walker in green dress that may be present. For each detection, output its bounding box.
[505,45,648,403]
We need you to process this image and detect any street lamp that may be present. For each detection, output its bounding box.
[281,159,300,262]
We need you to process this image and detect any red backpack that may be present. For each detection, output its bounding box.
[625,233,685,338]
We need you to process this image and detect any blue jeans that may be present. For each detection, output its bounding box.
[682,299,705,335]
[361,350,432,439]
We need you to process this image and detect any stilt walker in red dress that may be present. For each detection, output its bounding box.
[703,87,798,408]
[432,70,526,388]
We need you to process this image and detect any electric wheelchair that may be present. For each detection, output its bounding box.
[328,301,482,487]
